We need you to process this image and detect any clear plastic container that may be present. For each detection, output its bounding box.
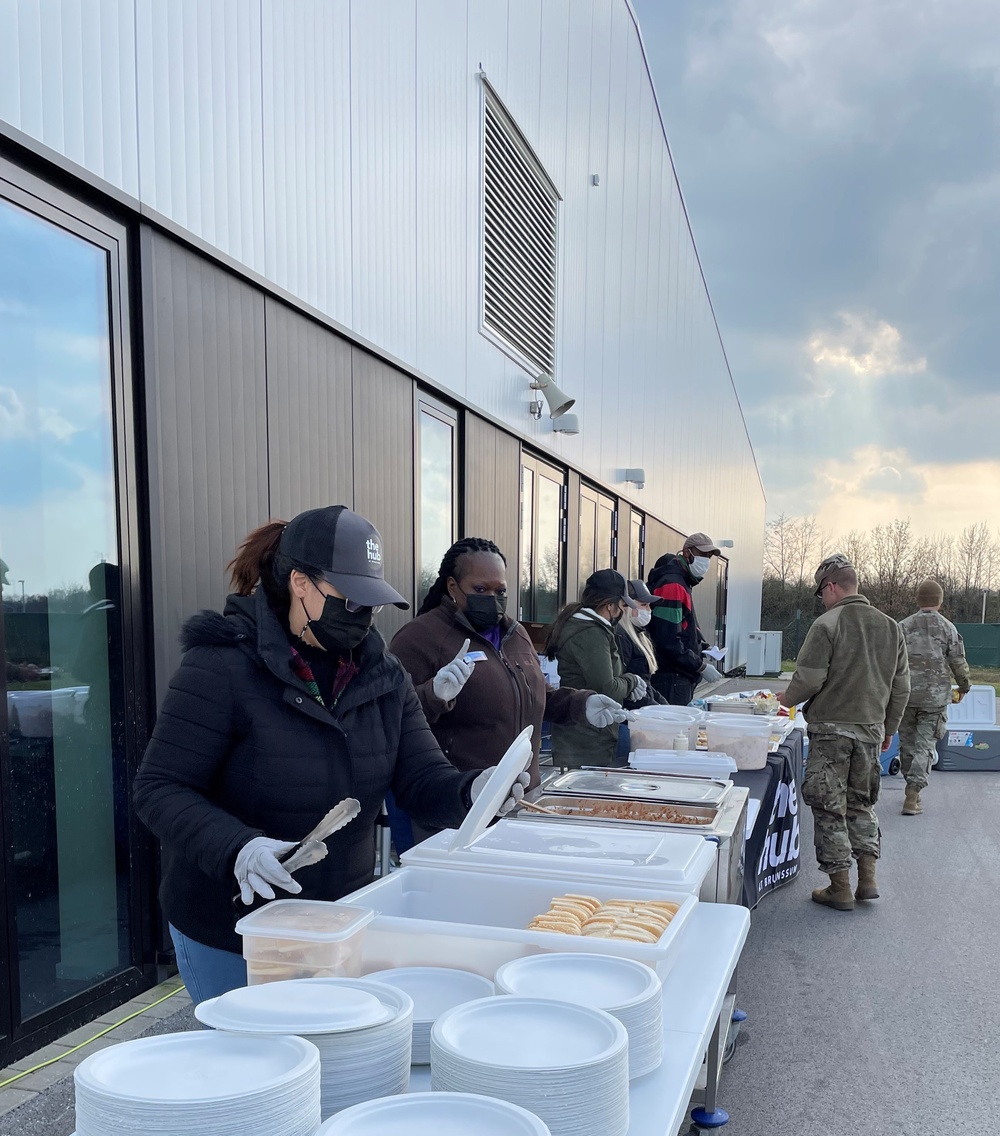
[347,866,698,980]
[236,900,375,985]
[705,717,772,770]
[628,707,704,750]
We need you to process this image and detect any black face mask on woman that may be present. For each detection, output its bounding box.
[300,593,373,653]
[463,591,507,632]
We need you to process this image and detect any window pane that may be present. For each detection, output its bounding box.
[0,198,130,1019]
[535,474,562,623]
[597,501,614,573]
[418,410,454,606]
[579,496,596,597]
[519,467,534,620]
[630,514,642,581]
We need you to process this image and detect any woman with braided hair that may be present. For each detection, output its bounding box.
[391,538,627,820]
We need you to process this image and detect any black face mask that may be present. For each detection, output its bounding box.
[300,594,373,653]
[463,591,507,632]
[610,610,624,626]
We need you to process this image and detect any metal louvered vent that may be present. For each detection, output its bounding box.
[482,86,559,375]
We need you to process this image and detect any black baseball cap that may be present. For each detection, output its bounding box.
[586,569,638,609]
[279,506,409,609]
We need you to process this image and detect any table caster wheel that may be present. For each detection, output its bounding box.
[691,1106,730,1128]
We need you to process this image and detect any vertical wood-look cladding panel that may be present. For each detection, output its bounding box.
[135,0,265,273]
[261,0,353,326]
[414,0,469,394]
[265,298,354,519]
[351,349,415,643]
[350,0,417,362]
[0,0,139,196]
[464,415,521,565]
[141,230,268,698]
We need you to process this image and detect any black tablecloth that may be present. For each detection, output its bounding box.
[732,729,804,908]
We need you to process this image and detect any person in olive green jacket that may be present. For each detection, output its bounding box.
[545,570,643,768]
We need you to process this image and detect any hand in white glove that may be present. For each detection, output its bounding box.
[585,693,628,728]
[432,638,476,702]
[234,836,301,906]
[700,662,723,683]
[471,766,531,816]
[629,676,648,702]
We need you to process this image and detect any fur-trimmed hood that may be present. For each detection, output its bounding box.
[178,595,257,652]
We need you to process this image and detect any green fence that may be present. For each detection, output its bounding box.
[955,624,1000,668]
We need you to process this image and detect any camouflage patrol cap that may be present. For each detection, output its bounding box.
[814,553,854,597]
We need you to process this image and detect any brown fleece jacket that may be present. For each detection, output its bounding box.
[784,594,911,736]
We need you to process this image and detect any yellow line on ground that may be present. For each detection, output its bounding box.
[0,986,184,1090]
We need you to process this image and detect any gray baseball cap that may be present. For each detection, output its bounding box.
[279,506,409,609]
[628,578,655,604]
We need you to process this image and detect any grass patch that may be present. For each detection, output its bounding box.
[968,666,1000,694]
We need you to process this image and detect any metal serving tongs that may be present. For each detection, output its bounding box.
[233,797,362,907]
[280,798,361,873]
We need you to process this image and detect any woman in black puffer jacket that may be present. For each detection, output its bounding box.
[134,506,511,1003]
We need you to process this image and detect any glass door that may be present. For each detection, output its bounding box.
[518,455,566,624]
[578,484,617,596]
[415,397,458,608]
[0,169,146,1056]
[629,510,645,582]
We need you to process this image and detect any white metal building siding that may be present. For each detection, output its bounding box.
[0,0,765,659]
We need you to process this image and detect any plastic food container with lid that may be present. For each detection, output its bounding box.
[704,716,772,770]
[236,900,375,985]
[627,706,705,751]
[343,729,702,979]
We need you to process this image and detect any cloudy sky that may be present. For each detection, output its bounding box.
[632,0,1000,540]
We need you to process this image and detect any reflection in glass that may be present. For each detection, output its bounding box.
[0,197,130,1019]
[418,410,454,606]
[519,467,534,620]
[597,502,614,576]
[630,514,643,582]
[579,496,596,596]
[536,475,562,624]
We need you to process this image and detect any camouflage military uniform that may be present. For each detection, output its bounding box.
[898,610,971,791]
[803,728,882,872]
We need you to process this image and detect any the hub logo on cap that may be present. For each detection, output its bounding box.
[366,537,382,566]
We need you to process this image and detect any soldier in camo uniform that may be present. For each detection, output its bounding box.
[778,555,910,912]
[898,579,971,816]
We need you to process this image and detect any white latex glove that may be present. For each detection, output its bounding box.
[629,676,648,702]
[432,638,476,702]
[586,693,628,728]
[234,837,301,906]
[471,767,531,816]
[700,662,724,683]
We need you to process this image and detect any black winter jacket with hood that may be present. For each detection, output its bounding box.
[646,554,709,682]
[134,589,474,953]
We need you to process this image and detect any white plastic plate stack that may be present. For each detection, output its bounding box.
[73,1031,320,1136]
[196,978,413,1118]
[365,967,495,1064]
[494,953,663,1078]
[430,997,629,1136]
[315,1092,552,1135]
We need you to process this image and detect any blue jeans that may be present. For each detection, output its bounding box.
[169,924,247,1004]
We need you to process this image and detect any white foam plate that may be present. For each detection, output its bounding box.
[75,1032,318,1102]
[494,954,660,1012]
[364,968,494,1021]
[431,997,626,1070]
[317,1093,550,1135]
[196,981,391,1034]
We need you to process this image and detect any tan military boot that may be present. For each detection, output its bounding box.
[811,870,855,911]
[902,787,922,815]
[855,856,880,901]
